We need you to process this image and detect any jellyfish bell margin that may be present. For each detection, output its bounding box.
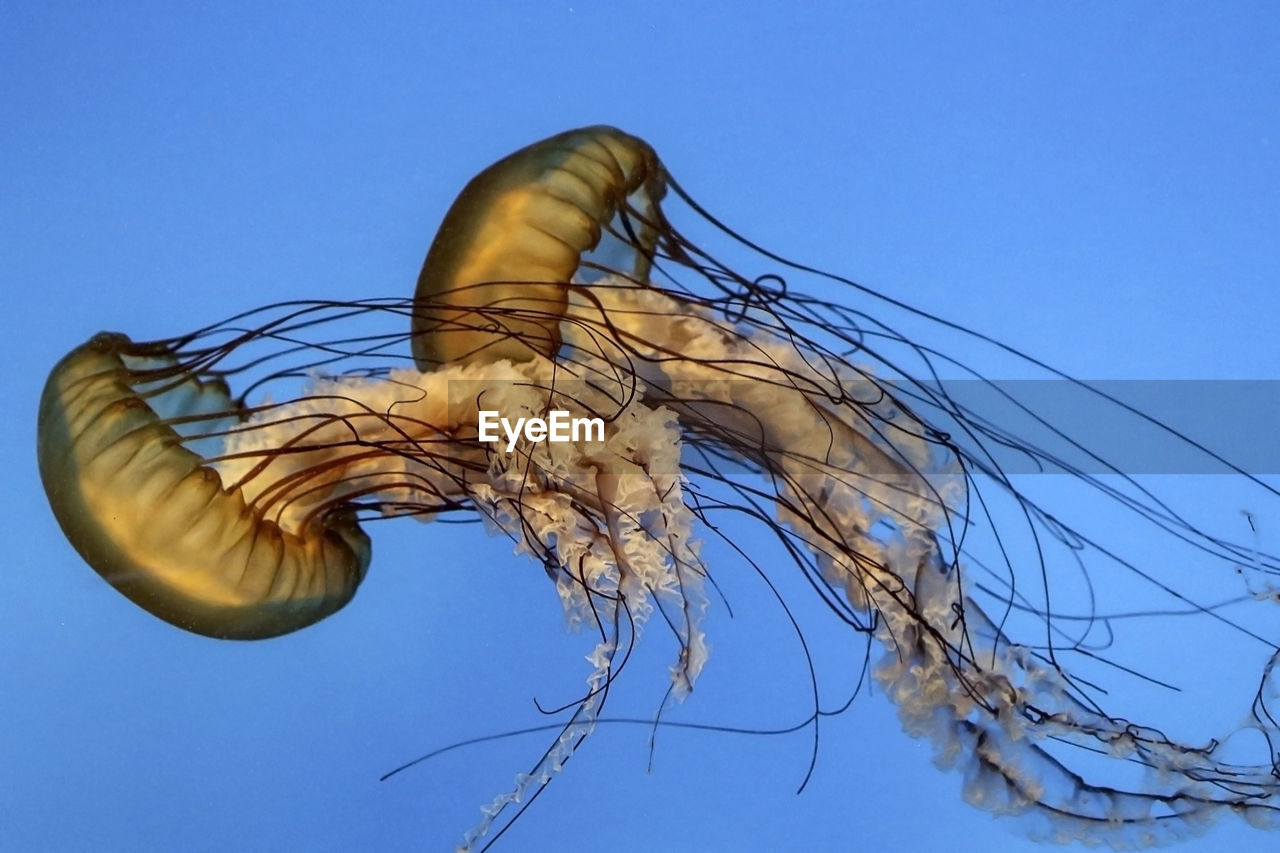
[35,125,1280,849]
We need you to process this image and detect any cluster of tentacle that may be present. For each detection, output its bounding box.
[38,125,1280,850]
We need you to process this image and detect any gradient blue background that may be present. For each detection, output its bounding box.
[3,3,1278,851]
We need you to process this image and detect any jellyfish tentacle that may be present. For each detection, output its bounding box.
[563,278,1280,842]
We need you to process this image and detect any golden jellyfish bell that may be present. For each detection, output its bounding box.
[37,333,371,639]
[411,125,667,368]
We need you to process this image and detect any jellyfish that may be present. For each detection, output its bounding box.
[37,126,1280,849]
